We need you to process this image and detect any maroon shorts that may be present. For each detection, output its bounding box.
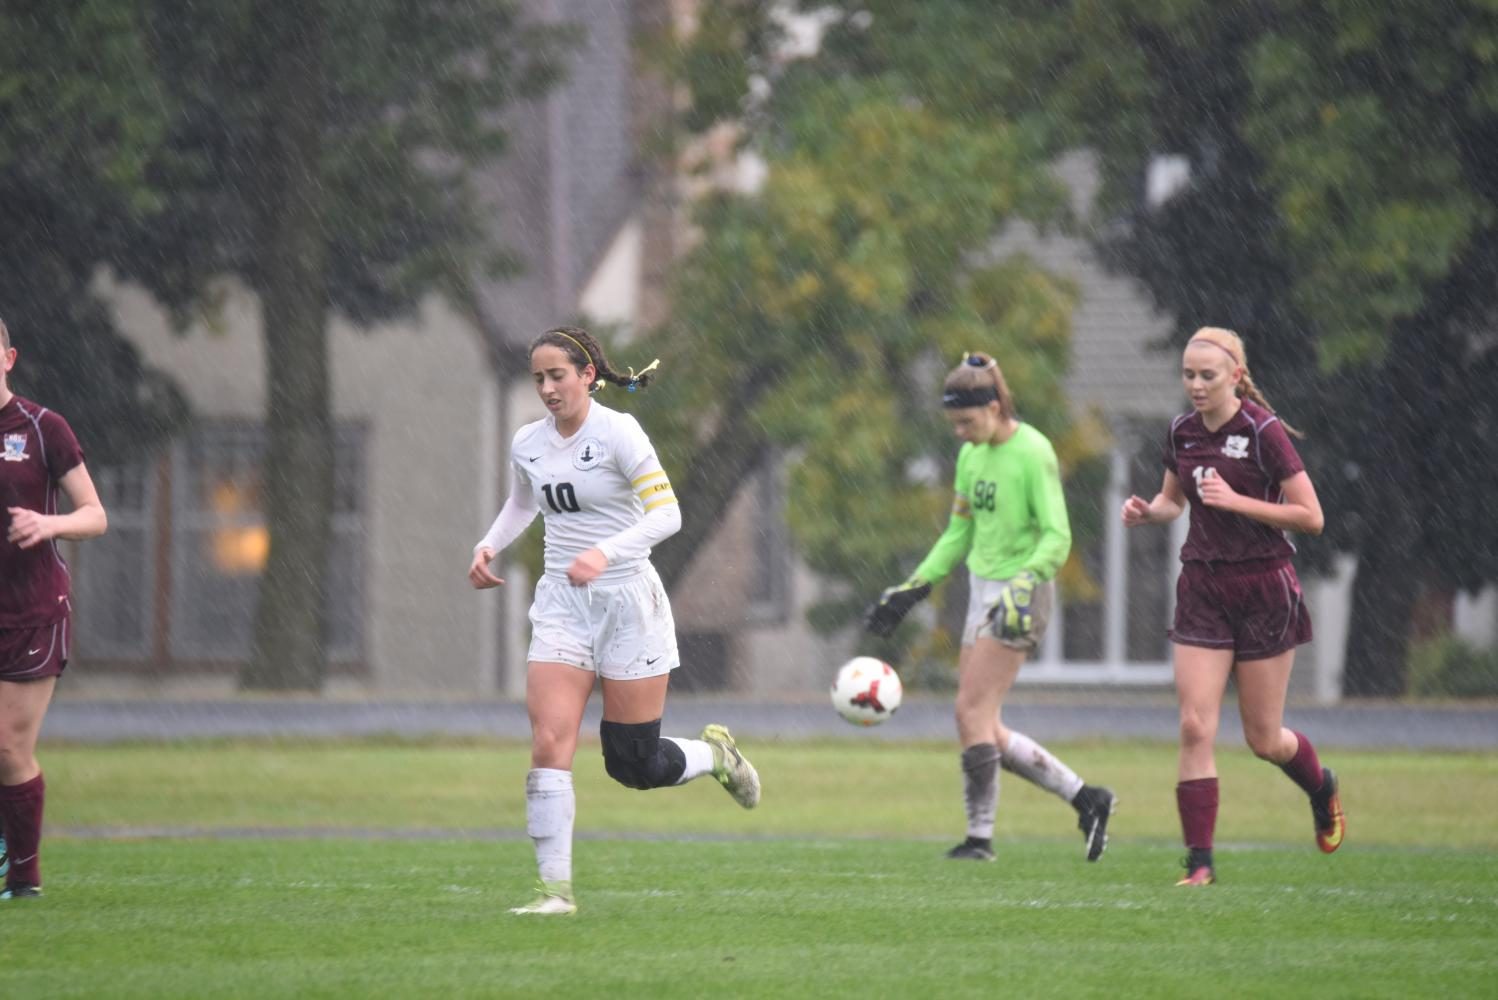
[1169,559,1311,660]
[0,616,70,682]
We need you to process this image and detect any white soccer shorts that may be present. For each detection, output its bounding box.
[962,571,1055,652]
[526,565,680,679]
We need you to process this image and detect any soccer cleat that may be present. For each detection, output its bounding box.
[1074,785,1117,862]
[1175,866,1215,887]
[0,833,8,879]
[0,883,42,900]
[1311,767,1345,853]
[509,880,575,916]
[945,837,995,862]
[701,724,760,809]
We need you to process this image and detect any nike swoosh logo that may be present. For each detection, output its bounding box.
[27,648,41,656]
[645,656,662,666]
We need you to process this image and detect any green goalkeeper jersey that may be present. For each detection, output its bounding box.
[912,423,1072,585]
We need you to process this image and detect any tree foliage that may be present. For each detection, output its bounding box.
[662,1,1498,694]
[110,0,569,690]
[0,2,187,458]
[788,0,1498,694]
[643,22,1088,650]
[5,1,569,689]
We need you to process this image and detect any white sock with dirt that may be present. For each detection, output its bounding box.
[525,768,574,885]
[1000,731,1085,802]
[961,742,1001,840]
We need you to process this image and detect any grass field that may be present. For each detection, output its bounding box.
[5,739,1497,998]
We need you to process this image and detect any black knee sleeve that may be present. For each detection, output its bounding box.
[600,719,686,790]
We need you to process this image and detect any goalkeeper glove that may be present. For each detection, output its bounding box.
[864,577,933,637]
[985,570,1039,642]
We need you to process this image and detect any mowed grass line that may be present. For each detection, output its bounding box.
[5,838,1497,999]
[38,740,1498,848]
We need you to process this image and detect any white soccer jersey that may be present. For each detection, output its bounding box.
[508,401,678,585]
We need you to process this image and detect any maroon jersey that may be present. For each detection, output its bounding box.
[1162,398,1305,565]
[0,396,85,627]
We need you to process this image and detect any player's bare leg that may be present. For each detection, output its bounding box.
[0,677,56,898]
[1238,650,1343,853]
[1173,646,1232,885]
[511,662,593,916]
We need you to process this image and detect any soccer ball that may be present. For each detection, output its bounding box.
[831,656,903,727]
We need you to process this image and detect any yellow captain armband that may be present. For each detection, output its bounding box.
[634,469,678,512]
[952,494,973,519]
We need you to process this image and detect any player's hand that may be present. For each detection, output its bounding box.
[6,507,54,550]
[864,577,932,637]
[468,546,504,589]
[1121,495,1152,527]
[986,570,1038,641]
[1196,468,1239,510]
[567,547,608,587]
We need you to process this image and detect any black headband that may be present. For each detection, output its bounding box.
[941,386,1000,409]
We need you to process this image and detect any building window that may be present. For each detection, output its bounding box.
[72,460,157,659]
[170,421,366,663]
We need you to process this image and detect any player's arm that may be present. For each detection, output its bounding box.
[911,484,976,586]
[592,458,681,567]
[1023,445,1071,580]
[6,462,107,550]
[986,450,1071,641]
[1198,469,1324,535]
[470,468,541,589]
[1122,471,1186,527]
[865,489,973,637]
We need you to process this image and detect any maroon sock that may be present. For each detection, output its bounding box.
[0,772,45,888]
[1176,777,1219,850]
[1279,730,1324,797]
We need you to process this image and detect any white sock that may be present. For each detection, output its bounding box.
[1000,731,1085,802]
[665,737,716,784]
[525,768,574,884]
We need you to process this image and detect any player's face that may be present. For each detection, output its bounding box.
[0,345,14,390]
[944,402,1001,444]
[531,344,594,421]
[1181,343,1240,414]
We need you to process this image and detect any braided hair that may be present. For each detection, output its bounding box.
[529,326,659,393]
[1188,327,1303,438]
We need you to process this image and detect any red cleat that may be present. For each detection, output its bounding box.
[1175,866,1215,887]
[1311,767,1345,853]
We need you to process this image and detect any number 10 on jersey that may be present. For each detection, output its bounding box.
[542,482,580,513]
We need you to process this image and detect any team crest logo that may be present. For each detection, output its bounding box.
[1223,435,1249,459]
[572,437,607,471]
[3,433,27,462]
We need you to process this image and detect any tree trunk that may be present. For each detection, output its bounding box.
[1340,327,1430,698]
[241,3,332,691]
[651,365,785,593]
[1343,529,1420,698]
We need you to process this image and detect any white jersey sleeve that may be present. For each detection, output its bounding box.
[596,455,681,564]
[474,452,541,555]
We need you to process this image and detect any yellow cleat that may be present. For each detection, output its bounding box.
[701,724,761,809]
[1312,768,1345,854]
[509,880,576,916]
